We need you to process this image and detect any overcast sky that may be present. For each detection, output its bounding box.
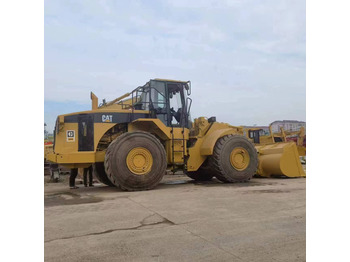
[44,0,305,133]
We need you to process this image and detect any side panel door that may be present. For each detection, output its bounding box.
[78,114,94,151]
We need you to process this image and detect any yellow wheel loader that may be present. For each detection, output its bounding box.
[44,143,54,175]
[244,125,306,178]
[245,125,306,157]
[47,79,304,191]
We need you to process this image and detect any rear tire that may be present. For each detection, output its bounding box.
[105,132,167,191]
[92,162,115,187]
[209,135,258,183]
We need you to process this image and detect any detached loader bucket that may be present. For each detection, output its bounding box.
[255,142,306,178]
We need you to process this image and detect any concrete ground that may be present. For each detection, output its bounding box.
[44,174,306,262]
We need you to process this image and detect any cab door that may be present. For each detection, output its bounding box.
[249,130,261,144]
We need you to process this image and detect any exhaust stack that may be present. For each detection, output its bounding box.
[91,92,98,110]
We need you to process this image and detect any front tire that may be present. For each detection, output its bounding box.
[104,132,167,191]
[209,135,258,183]
[92,162,115,187]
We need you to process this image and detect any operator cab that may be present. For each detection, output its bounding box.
[134,79,192,128]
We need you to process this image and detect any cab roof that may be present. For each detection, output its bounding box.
[152,78,189,84]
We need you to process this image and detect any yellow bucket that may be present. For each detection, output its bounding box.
[255,142,306,178]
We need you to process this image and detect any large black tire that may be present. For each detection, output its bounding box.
[92,162,115,187]
[209,135,258,183]
[104,132,167,191]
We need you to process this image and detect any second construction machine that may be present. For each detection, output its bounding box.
[47,79,304,191]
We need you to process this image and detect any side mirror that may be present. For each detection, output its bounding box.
[186,81,191,96]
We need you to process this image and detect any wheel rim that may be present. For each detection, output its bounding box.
[126,147,153,175]
[230,147,250,171]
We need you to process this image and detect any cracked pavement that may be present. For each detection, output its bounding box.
[45,174,306,261]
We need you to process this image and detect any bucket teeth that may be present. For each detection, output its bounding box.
[255,142,306,178]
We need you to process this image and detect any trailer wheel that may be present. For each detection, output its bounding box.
[105,132,167,191]
[92,163,115,187]
[209,135,258,182]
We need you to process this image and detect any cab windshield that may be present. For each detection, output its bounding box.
[132,80,191,128]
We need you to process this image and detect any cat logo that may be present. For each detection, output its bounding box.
[102,115,113,123]
[66,130,75,142]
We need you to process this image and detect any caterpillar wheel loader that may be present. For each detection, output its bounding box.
[245,125,306,155]
[47,79,303,191]
[244,125,306,178]
[44,143,53,175]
